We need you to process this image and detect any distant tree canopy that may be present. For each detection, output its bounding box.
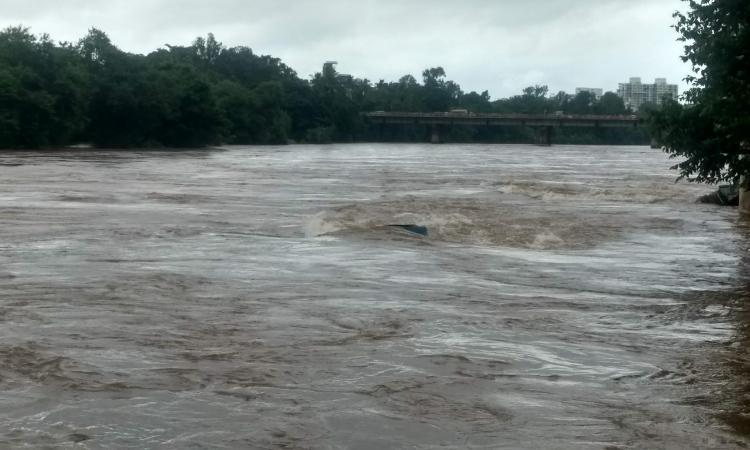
[0,26,644,149]
[649,0,750,184]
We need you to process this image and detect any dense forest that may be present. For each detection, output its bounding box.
[0,26,650,148]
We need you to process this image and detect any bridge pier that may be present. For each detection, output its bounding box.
[741,176,750,214]
[650,129,664,149]
[537,126,553,146]
[431,124,441,144]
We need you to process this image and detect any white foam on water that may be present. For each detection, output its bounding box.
[530,231,566,249]
[303,212,344,238]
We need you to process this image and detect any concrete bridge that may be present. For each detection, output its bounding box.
[363,111,643,145]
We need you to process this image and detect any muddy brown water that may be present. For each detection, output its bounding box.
[1,144,750,449]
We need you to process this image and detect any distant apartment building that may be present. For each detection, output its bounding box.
[575,87,603,100]
[617,77,678,111]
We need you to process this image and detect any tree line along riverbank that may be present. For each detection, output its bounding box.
[0,26,650,149]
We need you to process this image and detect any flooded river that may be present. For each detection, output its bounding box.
[1,144,750,449]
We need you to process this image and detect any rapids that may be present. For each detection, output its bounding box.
[0,144,749,449]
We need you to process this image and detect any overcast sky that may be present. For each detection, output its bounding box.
[4,0,690,98]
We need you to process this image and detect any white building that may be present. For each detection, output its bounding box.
[617,77,678,111]
[575,87,603,100]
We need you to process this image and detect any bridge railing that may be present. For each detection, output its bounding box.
[363,111,640,122]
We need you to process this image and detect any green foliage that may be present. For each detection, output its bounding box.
[596,92,627,115]
[651,100,750,183]
[0,26,90,148]
[566,92,597,115]
[649,0,750,183]
[0,25,649,149]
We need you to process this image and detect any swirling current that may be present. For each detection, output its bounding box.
[1,144,750,449]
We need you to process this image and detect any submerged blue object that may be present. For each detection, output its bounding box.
[387,224,429,237]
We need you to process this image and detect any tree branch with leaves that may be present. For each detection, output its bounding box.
[650,0,750,183]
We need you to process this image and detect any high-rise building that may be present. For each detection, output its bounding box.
[651,78,678,106]
[575,87,603,99]
[617,77,678,111]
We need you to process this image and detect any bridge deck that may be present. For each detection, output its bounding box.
[364,111,641,128]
